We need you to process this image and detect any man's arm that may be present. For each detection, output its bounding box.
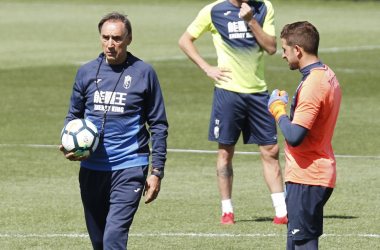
[240,3,277,55]
[143,69,169,204]
[268,89,309,147]
[60,71,88,161]
[278,116,309,147]
[178,31,231,84]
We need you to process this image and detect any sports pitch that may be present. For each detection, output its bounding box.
[0,0,380,249]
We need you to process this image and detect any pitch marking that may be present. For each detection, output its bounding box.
[144,45,380,62]
[0,233,379,238]
[0,144,379,159]
[75,45,380,65]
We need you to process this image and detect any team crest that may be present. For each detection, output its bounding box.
[123,75,132,89]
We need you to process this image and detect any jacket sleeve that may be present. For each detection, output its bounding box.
[145,67,169,169]
[64,69,86,127]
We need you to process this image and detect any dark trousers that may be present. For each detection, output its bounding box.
[79,165,148,250]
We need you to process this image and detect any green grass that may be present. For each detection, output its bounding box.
[0,0,380,249]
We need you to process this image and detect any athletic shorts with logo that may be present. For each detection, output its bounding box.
[208,87,277,145]
[286,182,334,240]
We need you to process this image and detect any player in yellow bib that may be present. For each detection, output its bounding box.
[179,0,287,225]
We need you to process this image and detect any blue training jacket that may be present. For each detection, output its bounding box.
[64,52,168,171]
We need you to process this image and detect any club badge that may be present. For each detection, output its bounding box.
[123,75,132,89]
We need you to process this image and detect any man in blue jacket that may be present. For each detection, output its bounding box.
[59,12,168,250]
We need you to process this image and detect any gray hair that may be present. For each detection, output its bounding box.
[98,12,132,37]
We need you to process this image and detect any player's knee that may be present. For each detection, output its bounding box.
[218,150,232,161]
[218,144,235,161]
[260,144,279,160]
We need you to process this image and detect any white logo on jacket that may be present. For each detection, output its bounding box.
[93,90,127,113]
[123,75,132,89]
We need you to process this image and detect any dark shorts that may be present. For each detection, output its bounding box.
[208,87,277,145]
[79,165,148,250]
[286,182,334,240]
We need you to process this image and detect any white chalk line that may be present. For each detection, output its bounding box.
[0,141,378,239]
[166,149,380,159]
[0,233,379,238]
[266,65,377,74]
[143,45,380,62]
[75,45,380,73]
[0,144,379,159]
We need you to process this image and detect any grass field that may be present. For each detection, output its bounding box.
[1,0,380,249]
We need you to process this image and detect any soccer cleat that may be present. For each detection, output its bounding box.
[221,212,234,225]
[273,215,288,224]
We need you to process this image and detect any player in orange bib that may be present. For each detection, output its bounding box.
[268,21,341,250]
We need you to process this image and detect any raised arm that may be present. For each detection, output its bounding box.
[240,3,277,55]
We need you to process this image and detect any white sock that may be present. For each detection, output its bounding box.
[221,199,233,214]
[271,192,287,217]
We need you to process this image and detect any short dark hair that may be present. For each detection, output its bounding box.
[280,21,319,56]
[98,12,132,37]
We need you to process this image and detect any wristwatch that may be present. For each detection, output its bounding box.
[150,167,164,180]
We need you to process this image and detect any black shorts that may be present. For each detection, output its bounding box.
[208,87,277,145]
[286,182,334,240]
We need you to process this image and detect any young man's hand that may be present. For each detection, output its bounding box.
[268,89,288,121]
[240,2,254,23]
[203,66,232,85]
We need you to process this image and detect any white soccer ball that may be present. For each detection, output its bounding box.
[61,119,100,157]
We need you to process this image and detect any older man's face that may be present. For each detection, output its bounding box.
[100,20,131,65]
